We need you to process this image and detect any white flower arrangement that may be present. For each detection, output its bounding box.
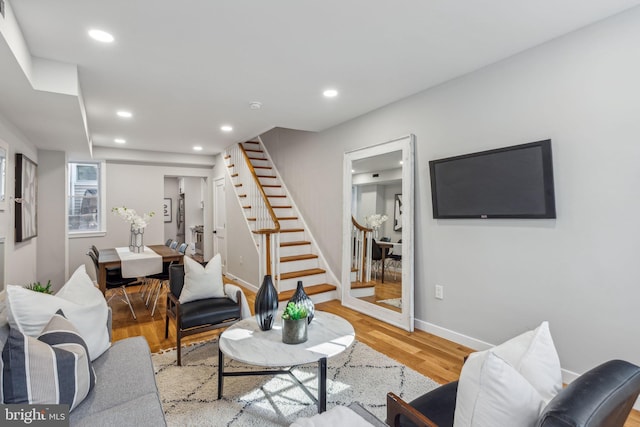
[365,213,388,229]
[112,206,155,230]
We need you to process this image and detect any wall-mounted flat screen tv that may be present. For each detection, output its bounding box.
[429,139,556,219]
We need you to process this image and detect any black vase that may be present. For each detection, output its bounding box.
[255,275,278,331]
[287,281,315,324]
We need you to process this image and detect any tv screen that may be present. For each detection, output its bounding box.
[429,140,556,219]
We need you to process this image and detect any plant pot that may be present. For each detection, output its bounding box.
[282,318,308,344]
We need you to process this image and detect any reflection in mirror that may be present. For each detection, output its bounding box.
[342,135,414,332]
[0,139,6,211]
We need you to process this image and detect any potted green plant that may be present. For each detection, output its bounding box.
[24,280,53,294]
[282,302,308,344]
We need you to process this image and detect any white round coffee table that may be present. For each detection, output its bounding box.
[218,310,355,413]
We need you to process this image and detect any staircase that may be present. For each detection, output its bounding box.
[224,140,339,303]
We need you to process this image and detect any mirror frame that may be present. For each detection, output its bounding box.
[341,134,415,332]
[0,139,7,211]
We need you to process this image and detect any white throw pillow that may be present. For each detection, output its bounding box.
[453,321,562,427]
[453,351,544,427]
[490,321,562,403]
[6,265,110,361]
[179,254,226,304]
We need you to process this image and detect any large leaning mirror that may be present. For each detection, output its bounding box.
[341,135,414,331]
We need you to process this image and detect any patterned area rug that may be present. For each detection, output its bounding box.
[152,339,438,426]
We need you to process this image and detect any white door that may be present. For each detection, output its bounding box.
[213,177,226,271]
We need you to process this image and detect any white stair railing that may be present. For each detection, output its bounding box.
[226,143,281,287]
[351,217,372,282]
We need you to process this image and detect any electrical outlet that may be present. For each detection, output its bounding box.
[239,255,243,265]
[435,285,444,300]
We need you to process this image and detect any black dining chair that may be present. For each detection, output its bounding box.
[87,251,138,319]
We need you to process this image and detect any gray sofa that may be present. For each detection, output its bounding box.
[0,303,166,426]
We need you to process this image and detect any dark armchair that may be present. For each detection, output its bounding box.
[387,359,640,427]
[165,264,242,366]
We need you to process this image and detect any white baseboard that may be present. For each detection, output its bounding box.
[224,273,258,293]
[414,319,494,351]
[414,318,640,411]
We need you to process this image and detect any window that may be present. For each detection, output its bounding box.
[68,162,105,234]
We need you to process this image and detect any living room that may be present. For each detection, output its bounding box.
[1,1,640,426]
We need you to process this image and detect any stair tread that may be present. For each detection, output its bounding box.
[256,174,276,178]
[277,216,298,220]
[231,173,238,177]
[227,164,234,168]
[278,284,337,301]
[273,205,292,209]
[235,184,242,187]
[243,205,251,209]
[263,184,282,188]
[280,240,311,247]
[280,228,304,233]
[280,268,325,280]
[253,166,272,169]
[280,254,318,262]
[245,149,263,153]
[224,155,231,159]
[267,195,286,198]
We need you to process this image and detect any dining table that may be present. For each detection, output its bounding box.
[96,244,183,295]
[375,240,402,283]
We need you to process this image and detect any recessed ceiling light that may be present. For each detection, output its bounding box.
[193,146,203,151]
[114,138,126,144]
[323,89,338,98]
[116,110,132,118]
[88,29,114,43]
[249,102,262,110]
[220,125,233,132]
[399,160,403,165]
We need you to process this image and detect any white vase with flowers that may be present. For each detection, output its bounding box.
[112,207,155,253]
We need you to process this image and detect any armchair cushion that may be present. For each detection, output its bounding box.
[172,297,241,330]
[179,254,225,303]
[401,381,458,427]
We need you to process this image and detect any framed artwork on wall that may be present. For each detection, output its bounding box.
[163,198,172,223]
[15,154,38,242]
[394,193,403,232]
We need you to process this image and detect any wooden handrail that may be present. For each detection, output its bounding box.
[238,144,280,235]
[352,216,372,232]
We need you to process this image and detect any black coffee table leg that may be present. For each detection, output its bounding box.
[218,348,224,399]
[318,357,327,413]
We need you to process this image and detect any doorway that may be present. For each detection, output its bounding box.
[213,177,226,271]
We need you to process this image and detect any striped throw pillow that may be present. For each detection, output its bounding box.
[2,309,96,411]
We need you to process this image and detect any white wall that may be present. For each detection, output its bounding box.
[0,114,38,288]
[37,150,67,291]
[68,162,213,273]
[262,7,640,375]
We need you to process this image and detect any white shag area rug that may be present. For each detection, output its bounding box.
[377,298,402,309]
[152,339,438,426]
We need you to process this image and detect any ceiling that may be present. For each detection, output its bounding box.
[2,1,640,160]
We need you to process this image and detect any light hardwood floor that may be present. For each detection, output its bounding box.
[111,282,640,426]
